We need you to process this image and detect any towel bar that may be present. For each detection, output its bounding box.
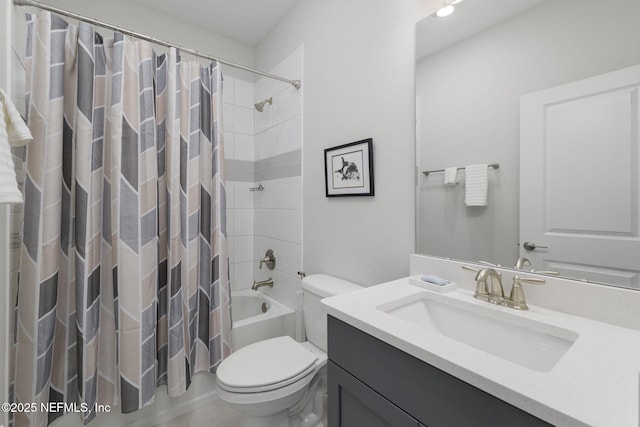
[422,163,500,176]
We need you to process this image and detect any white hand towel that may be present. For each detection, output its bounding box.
[444,167,458,185]
[465,164,488,206]
[0,89,32,204]
[1,89,32,146]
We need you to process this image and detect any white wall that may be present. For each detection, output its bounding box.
[416,0,640,266]
[32,0,255,68]
[256,0,432,286]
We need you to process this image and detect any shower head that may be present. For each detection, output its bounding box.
[254,97,273,112]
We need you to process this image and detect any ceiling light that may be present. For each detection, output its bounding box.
[435,5,455,17]
[451,0,463,4]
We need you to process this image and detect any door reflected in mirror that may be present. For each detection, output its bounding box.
[415,0,640,290]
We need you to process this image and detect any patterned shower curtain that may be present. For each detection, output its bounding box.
[12,12,232,427]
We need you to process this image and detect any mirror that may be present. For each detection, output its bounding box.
[416,0,640,289]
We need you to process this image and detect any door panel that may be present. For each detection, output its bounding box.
[520,64,640,289]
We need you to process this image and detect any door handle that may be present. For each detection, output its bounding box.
[523,241,548,251]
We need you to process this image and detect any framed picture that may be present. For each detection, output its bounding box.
[324,138,374,197]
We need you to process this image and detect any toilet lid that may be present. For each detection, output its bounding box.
[217,336,318,391]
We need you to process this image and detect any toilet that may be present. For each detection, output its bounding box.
[216,274,362,427]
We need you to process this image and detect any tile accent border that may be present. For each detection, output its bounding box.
[226,149,301,183]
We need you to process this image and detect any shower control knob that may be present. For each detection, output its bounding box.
[259,249,276,270]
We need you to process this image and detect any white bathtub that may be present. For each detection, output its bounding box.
[231,289,296,350]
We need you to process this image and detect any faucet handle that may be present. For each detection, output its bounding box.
[478,260,500,267]
[532,270,559,276]
[461,265,480,273]
[508,275,545,310]
[517,276,546,285]
[259,249,276,270]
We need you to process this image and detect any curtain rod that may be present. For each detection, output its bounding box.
[12,0,302,90]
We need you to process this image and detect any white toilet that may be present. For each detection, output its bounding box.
[216,274,362,427]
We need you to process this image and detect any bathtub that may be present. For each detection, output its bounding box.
[231,289,296,350]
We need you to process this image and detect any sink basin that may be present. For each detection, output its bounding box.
[378,293,578,372]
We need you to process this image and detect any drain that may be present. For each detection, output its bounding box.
[261,302,269,313]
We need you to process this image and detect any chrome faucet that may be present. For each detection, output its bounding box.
[513,256,559,276]
[462,266,546,310]
[474,268,505,305]
[252,278,274,291]
[514,257,532,270]
[462,265,503,303]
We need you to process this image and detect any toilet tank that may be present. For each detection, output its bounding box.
[302,274,363,352]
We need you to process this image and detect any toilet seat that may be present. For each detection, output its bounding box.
[217,336,318,393]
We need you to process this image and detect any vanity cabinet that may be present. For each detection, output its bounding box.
[329,361,422,427]
[327,316,552,427]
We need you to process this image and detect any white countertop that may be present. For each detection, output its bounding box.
[322,278,640,427]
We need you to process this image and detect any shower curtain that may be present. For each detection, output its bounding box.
[12,12,232,427]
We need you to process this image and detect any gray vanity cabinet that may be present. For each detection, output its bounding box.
[329,361,422,427]
[327,316,553,427]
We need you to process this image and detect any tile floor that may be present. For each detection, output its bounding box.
[153,399,241,427]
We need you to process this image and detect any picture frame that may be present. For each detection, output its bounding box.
[324,138,374,197]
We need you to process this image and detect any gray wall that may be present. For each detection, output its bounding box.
[256,0,433,286]
[416,0,640,266]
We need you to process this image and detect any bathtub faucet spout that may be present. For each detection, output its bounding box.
[252,278,274,291]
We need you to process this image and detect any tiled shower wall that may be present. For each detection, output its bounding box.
[223,70,258,291]
[225,46,304,312]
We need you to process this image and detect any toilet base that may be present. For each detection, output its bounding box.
[218,368,327,427]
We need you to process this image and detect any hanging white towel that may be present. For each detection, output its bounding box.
[0,89,32,204]
[1,90,31,145]
[444,167,458,185]
[465,164,488,206]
